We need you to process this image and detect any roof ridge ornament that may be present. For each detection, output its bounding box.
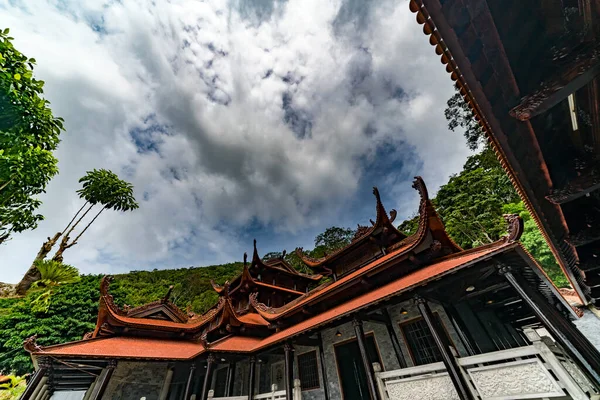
[23,334,42,354]
[161,285,174,303]
[503,214,524,242]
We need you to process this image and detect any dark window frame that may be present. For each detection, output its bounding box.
[213,366,229,397]
[399,313,453,366]
[297,350,320,391]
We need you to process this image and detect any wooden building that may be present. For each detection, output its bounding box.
[407,0,600,304]
[21,178,600,400]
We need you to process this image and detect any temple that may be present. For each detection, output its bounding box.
[20,177,600,400]
[407,0,600,305]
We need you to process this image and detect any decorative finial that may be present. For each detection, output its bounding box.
[389,209,397,223]
[243,252,248,266]
[162,285,174,303]
[503,214,524,242]
[370,219,375,226]
[23,335,42,353]
[412,176,430,201]
[252,239,261,263]
[282,249,287,259]
[372,187,382,203]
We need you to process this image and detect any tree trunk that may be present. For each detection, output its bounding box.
[15,232,61,295]
[51,207,106,262]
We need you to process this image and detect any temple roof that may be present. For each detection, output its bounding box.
[30,177,572,361]
[295,187,406,270]
[31,239,542,360]
[91,276,270,342]
[211,241,322,297]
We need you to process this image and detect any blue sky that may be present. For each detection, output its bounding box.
[0,0,471,282]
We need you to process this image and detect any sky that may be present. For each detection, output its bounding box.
[0,0,472,283]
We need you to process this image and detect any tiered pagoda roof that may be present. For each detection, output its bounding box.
[26,177,573,360]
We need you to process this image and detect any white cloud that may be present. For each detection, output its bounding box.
[0,0,470,282]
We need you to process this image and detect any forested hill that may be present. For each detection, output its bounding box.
[0,145,571,377]
[0,262,244,375]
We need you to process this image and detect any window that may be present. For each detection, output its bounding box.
[297,351,320,390]
[213,367,228,397]
[400,316,449,366]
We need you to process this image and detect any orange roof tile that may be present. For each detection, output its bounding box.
[251,241,419,321]
[38,337,205,359]
[236,313,269,326]
[38,241,516,359]
[252,241,516,351]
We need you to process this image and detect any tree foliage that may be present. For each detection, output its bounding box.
[0,28,63,244]
[0,275,100,375]
[434,147,521,248]
[444,90,485,151]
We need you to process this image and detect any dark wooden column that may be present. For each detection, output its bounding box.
[317,332,330,400]
[352,318,380,400]
[247,357,256,400]
[381,309,407,368]
[500,265,600,387]
[415,297,473,400]
[284,343,294,400]
[90,360,117,400]
[201,354,216,400]
[225,362,236,397]
[182,363,196,400]
[20,358,49,400]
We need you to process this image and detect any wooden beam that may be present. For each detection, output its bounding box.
[20,361,48,400]
[352,318,380,400]
[182,363,196,400]
[247,357,256,400]
[317,332,330,400]
[293,336,320,347]
[381,308,407,368]
[415,297,474,400]
[546,167,600,204]
[567,225,600,247]
[201,355,216,400]
[458,282,510,301]
[225,362,235,397]
[363,312,387,324]
[510,43,600,121]
[89,360,116,400]
[284,343,294,400]
[500,265,600,387]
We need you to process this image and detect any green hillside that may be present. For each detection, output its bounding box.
[0,262,245,375]
[0,146,569,377]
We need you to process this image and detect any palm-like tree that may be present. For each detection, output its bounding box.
[15,169,139,295]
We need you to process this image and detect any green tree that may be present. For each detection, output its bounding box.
[0,28,63,245]
[0,374,26,400]
[0,275,100,375]
[434,147,520,248]
[15,169,139,295]
[502,202,569,287]
[444,90,484,150]
[30,260,80,313]
[312,226,355,258]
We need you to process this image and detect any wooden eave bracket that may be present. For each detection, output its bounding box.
[510,42,600,121]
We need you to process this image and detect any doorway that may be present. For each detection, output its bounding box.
[334,335,382,400]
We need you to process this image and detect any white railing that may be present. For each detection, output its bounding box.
[210,380,301,400]
[375,329,597,400]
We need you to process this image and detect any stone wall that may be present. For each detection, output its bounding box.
[102,361,169,400]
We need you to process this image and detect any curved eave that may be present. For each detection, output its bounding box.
[94,295,225,336]
[407,0,586,304]
[295,187,406,270]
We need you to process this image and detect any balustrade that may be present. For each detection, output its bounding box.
[374,329,600,400]
[208,379,302,400]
